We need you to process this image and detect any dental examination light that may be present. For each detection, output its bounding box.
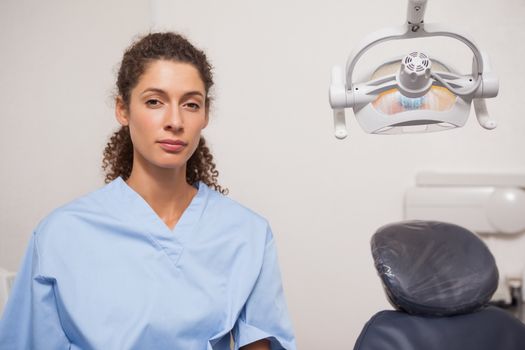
[329,0,499,139]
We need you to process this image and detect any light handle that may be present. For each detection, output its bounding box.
[407,0,428,25]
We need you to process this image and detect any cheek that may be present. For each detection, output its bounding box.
[186,121,207,153]
[132,112,159,130]
[187,131,202,153]
[128,110,162,142]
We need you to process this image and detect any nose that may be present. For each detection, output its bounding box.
[164,106,183,132]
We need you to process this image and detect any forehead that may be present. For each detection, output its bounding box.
[134,60,205,94]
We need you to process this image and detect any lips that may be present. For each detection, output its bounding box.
[158,139,187,146]
[157,139,188,152]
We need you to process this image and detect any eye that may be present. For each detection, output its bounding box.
[185,102,201,111]
[146,99,162,107]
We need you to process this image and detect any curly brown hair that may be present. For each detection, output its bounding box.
[102,32,227,194]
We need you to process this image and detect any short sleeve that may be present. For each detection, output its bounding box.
[233,227,296,350]
[0,233,70,349]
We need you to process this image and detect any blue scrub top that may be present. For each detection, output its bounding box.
[0,178,296,350]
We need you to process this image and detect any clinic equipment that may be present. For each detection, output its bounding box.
[405,172,525,235]
[329,0,499,138]
[404,172,525,317]
[353,221,525,350]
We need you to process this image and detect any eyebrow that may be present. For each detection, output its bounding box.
[140,88,205,99]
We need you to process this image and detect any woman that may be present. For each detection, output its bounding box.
[0,32,295,350]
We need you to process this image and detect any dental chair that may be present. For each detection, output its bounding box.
[354,221,525,350]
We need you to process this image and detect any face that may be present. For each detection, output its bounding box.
[116,60,209,172]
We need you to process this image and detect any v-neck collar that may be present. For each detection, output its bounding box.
[101,177,209,266]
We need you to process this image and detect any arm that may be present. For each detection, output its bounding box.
[233,226,296,350]
[0,233,70,349]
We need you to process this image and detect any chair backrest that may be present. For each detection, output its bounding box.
[353,220,525,350]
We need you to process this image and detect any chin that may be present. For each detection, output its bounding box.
[152,156,190,170]
[153,161,187,170]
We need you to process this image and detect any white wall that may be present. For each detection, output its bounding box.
[1,0,525,348]
[0,0,151,267]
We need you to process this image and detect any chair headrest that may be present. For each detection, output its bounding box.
[371,221,499,316]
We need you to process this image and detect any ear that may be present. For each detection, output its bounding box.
[115,96,129,126]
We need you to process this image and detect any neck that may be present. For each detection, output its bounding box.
[125,152,197,230]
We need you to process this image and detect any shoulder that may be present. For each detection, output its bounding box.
[34,181,116,242]
[205,184,268,224]
[201,183,273,241]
